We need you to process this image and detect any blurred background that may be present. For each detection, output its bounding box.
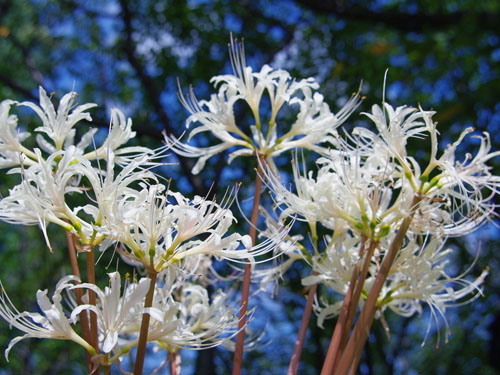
[0,0,499,374]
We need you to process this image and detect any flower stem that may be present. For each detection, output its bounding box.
[169,350,181,375]
[65,231,92,373]
[288,282,318,375]
[336,239,379,366]
[86,246,100,375]
[321,238,376,375]
[133,269,158,375]
[232,154,265,375]
[321,264,359,375]
[333,195,421,375]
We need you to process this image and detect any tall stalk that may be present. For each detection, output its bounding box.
[320,265,359,375]
[65,232,93,373]
[86,247,100,374]
[169,350,181,375]
[333,195,421,375]
[288,221,321,375]
[334,239,379,372]
[133,269,158,375]
[321,237,378,375]
[343,240,379,335]
[232,154,265,375]
[288,282,318,375]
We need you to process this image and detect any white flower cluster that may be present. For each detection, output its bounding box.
[0,38,498,373]
[265,102,497,337]
[0,272,242,361]
[0,87,157,249]
[167,37,498,346]
[0,86,282,365]
[167,38,361,174]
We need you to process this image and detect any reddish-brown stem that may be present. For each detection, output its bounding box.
[232,154,265,375]
[321,238,371,375]
[333,196,421,375]
[334,239,379,372]
[65,232,93,372]
[86,247,100,374]
[343,240,377,336]
[320,264,359,375]
[134,269,158,375]
[288,282,318,375]
[169,350,181,375]
[347,343,364,375]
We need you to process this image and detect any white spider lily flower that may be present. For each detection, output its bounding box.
[77,151,159,230]
[378,235,488,343]
[354,101,500,236]
[0,275,94,360]
[252,209,306,289]
[83,108,156,165]
[101,185,285,271]
[169,232,250,264]
[310,233,488,342]
[0,100,34,168]
[421,127,500,236]
[277,90,359,154]
[269,99,500,240]
[263,158,326,224]
[175,285,241,349]
[302,234,364,295]
[0,139,160,251]
[169,192,237,242]
[70,272,151,353]
[15,88,161,165]
[167,38,360,174]
[98,183,171,265]
[166,199,289,266]
[304,234,368,329]
[20,86,97,152]
[175,254,222,286]
[148,284,241,350]
[0,147,89,249]
[267,150,409,240]
[358,103,434,170]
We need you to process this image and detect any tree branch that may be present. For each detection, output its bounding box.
[6,33,44,85]
[118,0,206,196]
[0,72,38,100]
[295,0,500,32]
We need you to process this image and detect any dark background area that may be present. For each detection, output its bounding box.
[0,0,499,374]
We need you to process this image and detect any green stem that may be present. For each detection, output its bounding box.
[102,354,111,375]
